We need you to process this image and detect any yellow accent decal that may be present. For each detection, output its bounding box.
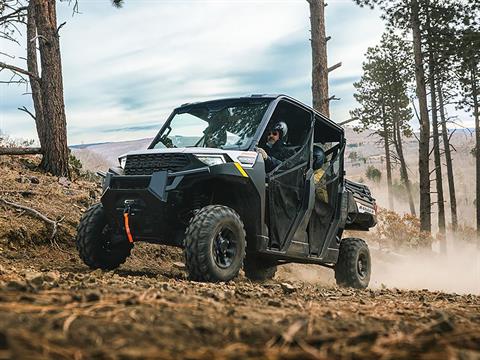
[234,162,249,178]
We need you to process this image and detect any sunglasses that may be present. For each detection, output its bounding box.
[268,131,279,136]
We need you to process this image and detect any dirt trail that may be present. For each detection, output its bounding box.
[0,156,479,359]
[0,243,479,360]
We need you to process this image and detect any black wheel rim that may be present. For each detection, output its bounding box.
[101,225,113,254]
[357,252,368,279]
[212,226,237,269]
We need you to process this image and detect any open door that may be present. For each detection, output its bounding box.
[308,114,345,258]
[263,100,313,250]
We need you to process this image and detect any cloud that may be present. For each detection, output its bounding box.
[1,0,390,144]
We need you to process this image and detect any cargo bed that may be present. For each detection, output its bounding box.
[344,179,377,231]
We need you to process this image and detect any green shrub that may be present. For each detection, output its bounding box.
[69,153,100,182]
[348,151,358,161]
[366,165,381,182]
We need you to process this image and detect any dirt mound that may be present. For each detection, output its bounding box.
[0,155,185,264]
[0,155,101,247]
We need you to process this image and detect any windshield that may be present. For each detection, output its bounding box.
[151,99,271,150]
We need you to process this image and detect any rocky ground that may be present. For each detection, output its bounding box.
[0,156,479,359]
[0,242,479,360]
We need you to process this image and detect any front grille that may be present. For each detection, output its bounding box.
[124,153,189,175]
[110,177,150,189]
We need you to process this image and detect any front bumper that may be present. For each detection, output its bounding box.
[101,166,210,244]
[100,162,255,244]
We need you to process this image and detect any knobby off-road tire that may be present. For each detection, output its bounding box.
[76,203,132,270]
[244,254,277,281]
[334,238,371,289]
[184,205,246,282]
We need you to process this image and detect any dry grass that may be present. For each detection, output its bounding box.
[0,155,101,247]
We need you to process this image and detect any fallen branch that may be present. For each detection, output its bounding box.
[0,198,63,243]
[0,147,42,155]
[0,190,36,196]
[267,319,308,348]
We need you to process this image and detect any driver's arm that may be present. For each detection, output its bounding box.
[256,147,281,172]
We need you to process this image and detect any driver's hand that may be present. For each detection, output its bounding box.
[256,147,268,160]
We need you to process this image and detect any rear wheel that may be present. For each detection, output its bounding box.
[184,205,246,282]
[76,203,132,270]
[334,238,371,289]
[244,254,277,281]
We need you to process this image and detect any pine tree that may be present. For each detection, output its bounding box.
[453,1,480,244]
[1,0,123,177]
[351,33,415,213]
[354,0,432,232]
[1,0,69,177]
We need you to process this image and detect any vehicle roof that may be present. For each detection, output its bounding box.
[176,94,344,134]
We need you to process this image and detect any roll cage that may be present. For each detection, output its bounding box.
[148,94,344,153]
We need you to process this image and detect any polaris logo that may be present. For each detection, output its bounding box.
[358,203,375,215]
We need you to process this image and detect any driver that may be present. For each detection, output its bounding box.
[256,121,293,172]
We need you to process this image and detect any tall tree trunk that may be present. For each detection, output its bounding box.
[393,120,416,215]
[438,83,458,232]
[26,2,46,149]
[382,100,394,210]
[473,68,480,248]
[33,0,70,178]
[428,57,446,253]
[411,0,431,233]
[308,0,329,117]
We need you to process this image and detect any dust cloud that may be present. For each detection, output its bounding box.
[276,240,480,295]
[369,241,480,295]
[276,263,336,286]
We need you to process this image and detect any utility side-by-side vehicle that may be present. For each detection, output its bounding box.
[76,95,377,289]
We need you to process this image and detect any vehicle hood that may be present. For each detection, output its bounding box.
[119,147,258,167]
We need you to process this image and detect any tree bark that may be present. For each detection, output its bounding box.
[308,0,329,117]
[438,83,458,232]
[393,120,416,215]
[473,68,480,247]
[33,0,70,178]
[411,0,431,233]
[26,2,46,149]
[381,100,394,210]
[428,62,446,253]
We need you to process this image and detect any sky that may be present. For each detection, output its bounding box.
[0,0,388,145]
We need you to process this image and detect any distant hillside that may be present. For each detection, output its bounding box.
[72,138,153,171]
[72,127,476,227]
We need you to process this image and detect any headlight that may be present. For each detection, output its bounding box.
[195,154,225,166]
[119,156,127,169]
[237,154,257,167]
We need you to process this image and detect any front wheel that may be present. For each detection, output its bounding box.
[76,203,132,270]
[334,238,371,289]
[184,205,246,282]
